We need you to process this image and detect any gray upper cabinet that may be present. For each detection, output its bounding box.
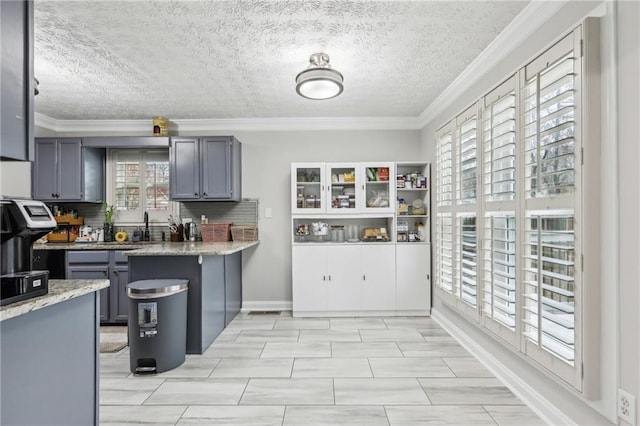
[0,0,34,161]
[32,138,105,202]
[170,136,242,201]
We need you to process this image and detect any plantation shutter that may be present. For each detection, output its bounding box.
[519,31,582,386]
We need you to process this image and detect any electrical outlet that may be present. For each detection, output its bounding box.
[618,388,636,425]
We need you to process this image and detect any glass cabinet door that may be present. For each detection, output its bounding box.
[326,163,358,212]
[292,163,325,213]
[361,163,395,213]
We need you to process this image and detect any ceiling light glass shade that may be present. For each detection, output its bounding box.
[296,53,343,100]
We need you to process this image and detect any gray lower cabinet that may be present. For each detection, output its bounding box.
[170,136,242,201]
[1,292,100,425]
[67,250,130,323]
[0,0,33,161]
[32,138,105,202]
[128,253,244,354]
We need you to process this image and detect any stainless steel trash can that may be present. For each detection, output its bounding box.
[127,279,188,374]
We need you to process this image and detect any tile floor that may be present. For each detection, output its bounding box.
[99,313,546,425]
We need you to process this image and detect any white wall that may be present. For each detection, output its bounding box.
[616,0,640,419]
[0,161,31,198]
[421,0,637,424]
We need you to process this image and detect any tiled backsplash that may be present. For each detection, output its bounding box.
[51,199,258,242]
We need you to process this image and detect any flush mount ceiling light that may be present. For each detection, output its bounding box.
[295,53,344,100]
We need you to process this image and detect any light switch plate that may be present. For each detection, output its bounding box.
[265,208,272,218]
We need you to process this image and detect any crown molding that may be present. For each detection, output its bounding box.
[34,112,59,131]
[417,0,569,129]
[34,114,422,133]
[35,1,567,135]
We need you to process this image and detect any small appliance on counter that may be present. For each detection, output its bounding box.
[1,198,57,306]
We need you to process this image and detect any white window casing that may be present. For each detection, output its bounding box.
[107,149,178,224]
[434,19,601,396]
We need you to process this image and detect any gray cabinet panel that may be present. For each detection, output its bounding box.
[170,137,200,200]
[113,264,129,322]
[170,136,241,201]
[82,145,105,203]
[68,250,110,263]
[0,0,33,161]
[67,265,110,322]
[224,252,242,325]
[57,138,82,200]
[82,136,169,148]
[0,293,99,425]
[32,138,57,200]
[32,138,105,202]
[67,250,130,324]
[202,137,232,199]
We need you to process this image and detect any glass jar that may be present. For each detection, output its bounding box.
[331,225,345,242]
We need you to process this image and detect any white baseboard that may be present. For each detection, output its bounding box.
[291,310,431,318]
[432,309,575,426]
[242,301,292,313]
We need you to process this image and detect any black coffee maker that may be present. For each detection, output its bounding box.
[1,198,57,306]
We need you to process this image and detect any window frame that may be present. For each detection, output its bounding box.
[106,148,178,225]
[433,22,601,395]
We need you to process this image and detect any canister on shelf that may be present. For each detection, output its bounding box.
[416,221,425,241]
[396,175,405,188]
[152,116,168,136]
[330,225,345,242]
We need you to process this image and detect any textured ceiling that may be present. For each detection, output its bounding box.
[34,0,528,121]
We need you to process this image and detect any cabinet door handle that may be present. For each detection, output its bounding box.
[363,275,366,281]
[113,270,118,276]
[323,275,326,281]
[51,193,56,198]
[362,185,365,190]
[103,270,108,278]
[195,192,199,196]
[328,275,331,281]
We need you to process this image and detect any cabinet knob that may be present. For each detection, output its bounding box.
[113,270,118,276]
[103,270,108,277]
[195,193,198,196]
[203,192,207,196]
[51,193,56,198]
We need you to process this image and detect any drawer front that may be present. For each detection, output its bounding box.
[113,250,130,264]
[67,250,110,264]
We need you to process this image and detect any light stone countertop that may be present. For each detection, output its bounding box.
[124,240,259,256]
[34,240,259,256]
[0,279,110,322]
[34,241,152,250]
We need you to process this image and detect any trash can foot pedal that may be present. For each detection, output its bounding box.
[135,366,157,374]
[135,358,157,374]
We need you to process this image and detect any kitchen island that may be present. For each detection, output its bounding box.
[0,279,109,426]
[126,241,259,354]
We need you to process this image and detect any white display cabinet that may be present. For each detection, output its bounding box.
[292,163,326,213]
[291,162,395,215]
[292,244,396,316]
[291,161,431,317]
[395,162,430,243]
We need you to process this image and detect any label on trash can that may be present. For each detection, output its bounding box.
[138,302,158,337]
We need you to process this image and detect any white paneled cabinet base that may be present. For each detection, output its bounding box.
[291,162,431,317]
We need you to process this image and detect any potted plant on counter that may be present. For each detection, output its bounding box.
[103,203,115,242]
